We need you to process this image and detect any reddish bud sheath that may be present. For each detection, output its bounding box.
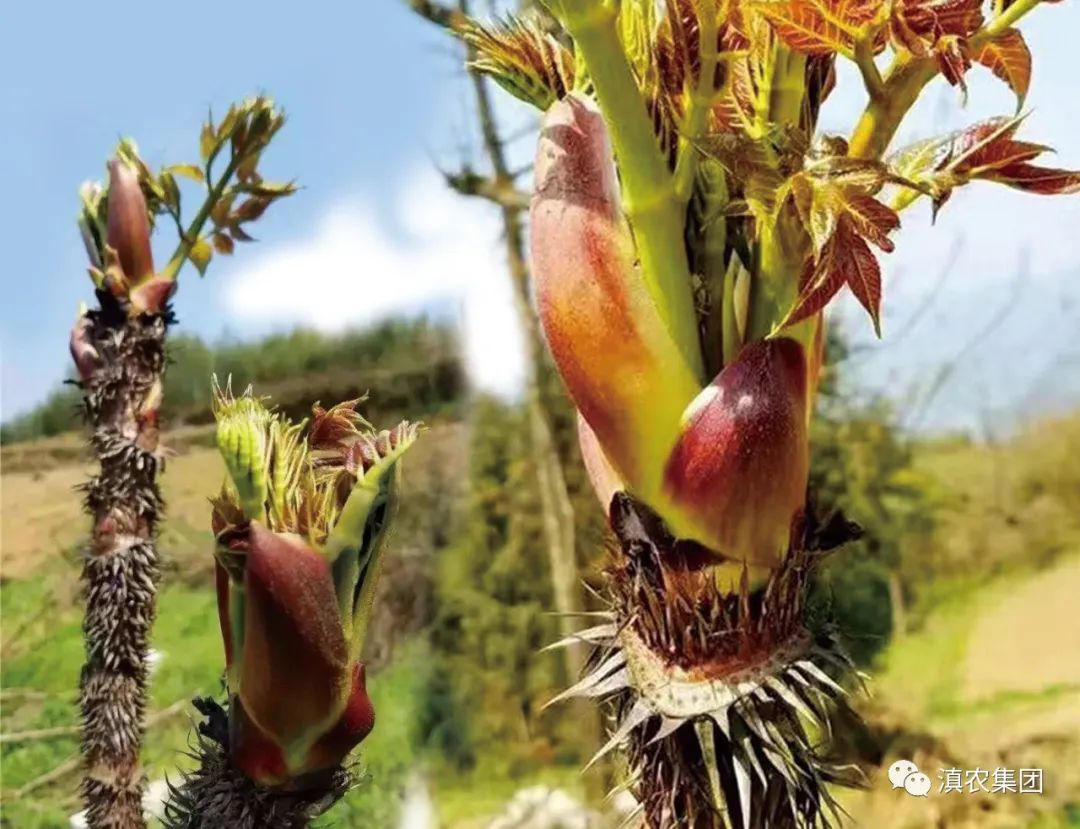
[106,160,154,284]
[238,524,352,760]
[530,93,698,502]
[662,338,809,568]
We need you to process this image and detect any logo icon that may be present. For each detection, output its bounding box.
[888,760,930,797]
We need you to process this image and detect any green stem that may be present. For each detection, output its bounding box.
[672,11,720,205]
[749,219,802,341]
[749,44,807,341]
[720,256,741,365]
[853,36,884,100]
[160,152,242,281]
[977,0,1042,39]
[848,54,936,159]
[849,0,1045,159]
[769,48,807,132]
[557,0,704,380]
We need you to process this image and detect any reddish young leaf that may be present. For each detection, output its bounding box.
[988,163,1080,195]
[974,28,1032,106]
[783,241,847,329]
[755,0,854,55]
[781,219,884,333]
[893,0,983,41]
[829,0,883,27]
[712,57,757,131]
[844,194,900,252]
[785,150,900,256]
[842,224,884,335]
[888,116,1080,211]
[935,35,972,91]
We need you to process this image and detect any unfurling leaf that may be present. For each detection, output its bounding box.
[190,236,213,276]
[617,0,660,79]
[459,14,575,110]
[158,171,181,212]
[200,120,216,163]
[697,131,785,222]
[233,197,271,223]
[212,232,235,255]
[974,28,1031,107]
[935,35,972,92]
[784,145,901,256]
[887,116,1080,213]
[244,180,300,198]
[165,163,206,184]
[890,0,983,51]
[211,191,237,228]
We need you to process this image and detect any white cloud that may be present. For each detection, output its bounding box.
[223,168,526,399]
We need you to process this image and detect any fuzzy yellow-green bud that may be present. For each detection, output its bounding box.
[213,383,272,521]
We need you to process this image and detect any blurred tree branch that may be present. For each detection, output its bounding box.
[409,0,588,686]
[443,166,530,209]
[408,0,464,29]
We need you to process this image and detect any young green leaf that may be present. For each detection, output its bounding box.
[190,236,213,276]
[165,163,206,184]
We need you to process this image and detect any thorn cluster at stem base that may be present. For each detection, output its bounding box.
[548,494,866,829]
[161,698,355,829]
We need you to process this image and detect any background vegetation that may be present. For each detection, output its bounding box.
[2,319,1078,827]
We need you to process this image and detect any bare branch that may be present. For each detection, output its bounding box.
[407,0,465,30]
[0,698,189,746]
[444,167,530,209]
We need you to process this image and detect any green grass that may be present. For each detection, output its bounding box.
[873,578,986,727]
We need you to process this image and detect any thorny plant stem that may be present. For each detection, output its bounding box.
[78,305,167,829]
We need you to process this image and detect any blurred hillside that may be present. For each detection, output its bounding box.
[0,317,463,446]
[2,325,1079,827]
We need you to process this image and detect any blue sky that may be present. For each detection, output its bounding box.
[2,1,1078,434]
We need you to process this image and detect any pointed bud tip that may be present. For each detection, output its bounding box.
[106,159,155,285]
